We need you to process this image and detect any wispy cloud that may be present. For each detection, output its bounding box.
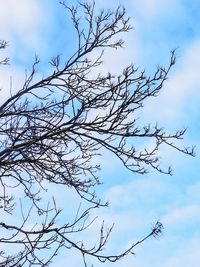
[138,38,200,132]
[0,0,43,52]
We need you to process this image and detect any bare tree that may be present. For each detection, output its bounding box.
[0,1,194,266]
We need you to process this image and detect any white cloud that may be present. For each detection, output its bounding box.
[138,38,200,127]
[187,181,200,202]
[161,236,200,267]
[0,66,26,104]
[0,1,45,102]
[163,204,200,225]
[131,0,183,19]
[0,0,43,46]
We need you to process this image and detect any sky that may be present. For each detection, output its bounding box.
[0,0,200,266]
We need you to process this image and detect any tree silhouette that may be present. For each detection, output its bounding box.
[0,1,194,266]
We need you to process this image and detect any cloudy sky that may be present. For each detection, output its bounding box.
[0,0,200,266]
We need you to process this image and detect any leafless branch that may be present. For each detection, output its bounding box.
[0,1,194,266]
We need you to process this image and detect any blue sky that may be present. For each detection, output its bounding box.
[0,0,200,266]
